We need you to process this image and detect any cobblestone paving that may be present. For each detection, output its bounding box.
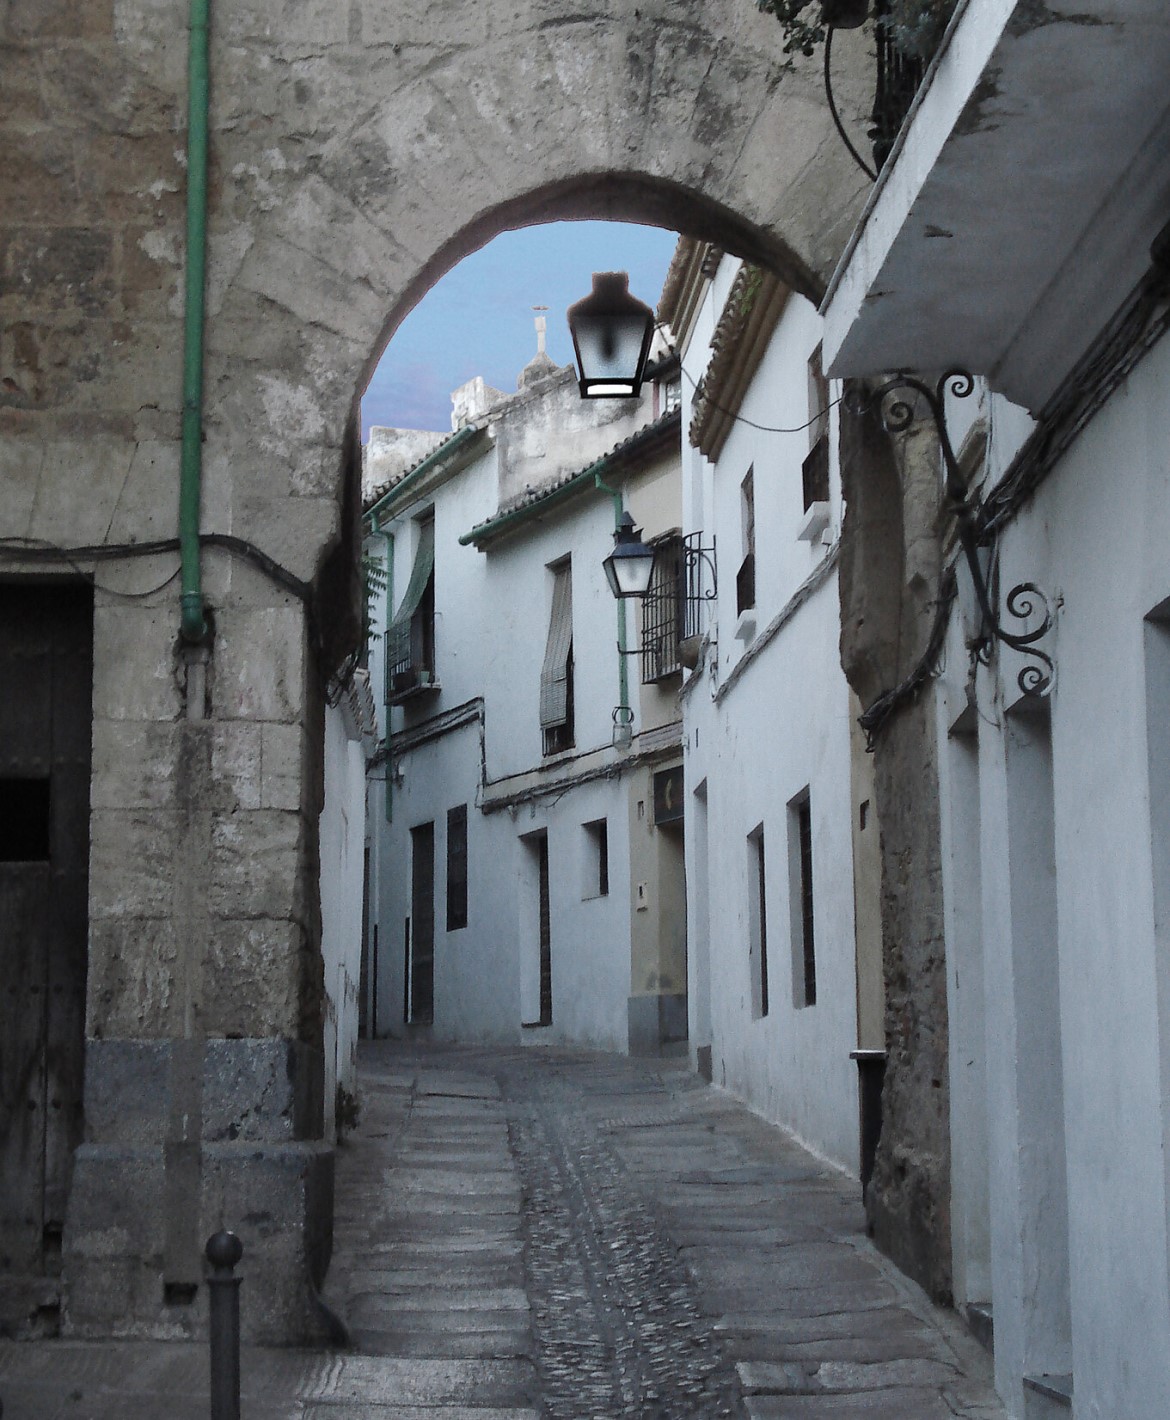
[0,1041,1008,1419]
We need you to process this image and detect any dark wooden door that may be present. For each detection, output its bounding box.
[538,834,552,1026]
[0,585,92,1278]
[409,822,434,1024]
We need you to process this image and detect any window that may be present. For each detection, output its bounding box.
[641,535,684,683]
[788,790,816,1006]
[446,804,468,931]
[748,824,769,1019]
[386,517,437,704]
[737,468,756,615]
[801,345,831,519]
[540,560,574,755]
[583,818,609,898]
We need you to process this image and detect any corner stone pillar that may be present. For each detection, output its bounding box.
[838,384,954,1305]
[63,589,335,1344]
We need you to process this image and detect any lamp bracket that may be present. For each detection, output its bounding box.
[866,370,1056,698]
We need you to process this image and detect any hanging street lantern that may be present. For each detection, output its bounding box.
[566,272,656,399]
[603,511,657,599]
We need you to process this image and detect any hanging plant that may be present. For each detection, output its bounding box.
[756,0,958,64]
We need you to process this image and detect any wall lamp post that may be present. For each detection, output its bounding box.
[567,272,656,399]
[603,511,657,599]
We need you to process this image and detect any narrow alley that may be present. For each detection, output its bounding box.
[0,1042,1006,1420]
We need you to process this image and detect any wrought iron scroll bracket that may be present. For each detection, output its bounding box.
[868,370,1056,699]
[682,535,718,600]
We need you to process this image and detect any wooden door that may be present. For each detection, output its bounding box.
[0,585,92,1278]
[537,834,552,1026]
[409,822,434,1024]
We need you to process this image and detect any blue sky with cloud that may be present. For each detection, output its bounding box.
[361,221,679,439]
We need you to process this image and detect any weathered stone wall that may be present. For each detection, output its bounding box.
[839,389,954,1304]
[1,0,871,1337]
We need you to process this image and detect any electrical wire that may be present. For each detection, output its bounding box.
[0,532,312,605]
[669,339,844,435]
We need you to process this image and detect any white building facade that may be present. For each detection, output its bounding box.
[824,2,1170,1414]
[362,352,688,1055]
[663,241,883,1179]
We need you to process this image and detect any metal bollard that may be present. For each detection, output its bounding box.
[206,1230,244,1420]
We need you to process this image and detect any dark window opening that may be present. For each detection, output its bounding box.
[0,778,51,862]
[797,797,816,1007]
[584,818,609,898]
[446,804,468,931]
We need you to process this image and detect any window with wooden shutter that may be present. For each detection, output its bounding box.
[385,518,437,704]
[540,560,574,755]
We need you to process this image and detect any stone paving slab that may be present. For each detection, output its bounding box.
[0,1043,1007,1419]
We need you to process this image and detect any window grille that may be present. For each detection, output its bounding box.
[641,535,684,683]
[871,0,927,172]
[680,531,711,643]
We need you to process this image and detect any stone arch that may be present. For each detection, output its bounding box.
[1,0,876,1340]
[202,0,873,592]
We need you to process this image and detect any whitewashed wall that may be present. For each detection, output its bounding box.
[680,271,861,1174]
[364,374,683,1052]
[935,337,1170,1418]
[319,692,371,1139]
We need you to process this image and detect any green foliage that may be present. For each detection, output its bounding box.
[362,549,388,646]
[756,0,827,59]
[885,0,958,61]
[756,0,958,63]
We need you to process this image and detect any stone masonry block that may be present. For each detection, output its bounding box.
[261,721,303,810]
[88,918,181,1037]
[0,438,43,533]
[82,1038,171,1144]
[203,1038,323,1143]
[92,604,182,721]
[90,719,179,810]
[210,721,263,811]
[89,808,181,919]
[209,809,302,921]
[28,439,134,546]
[204,918,301,1037]
[215,607,305,722]
[201,1140,335,1343]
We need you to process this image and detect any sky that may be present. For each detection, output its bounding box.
[360,221,679,439]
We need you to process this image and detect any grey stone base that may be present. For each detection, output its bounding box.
[627,993,689,1056]
[60,1037,335,1344]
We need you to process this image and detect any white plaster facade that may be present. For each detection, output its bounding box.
[824,2,1170,1413]
[362,355,686,1054]
[319,671,377,1140]
[668,246,881,1177]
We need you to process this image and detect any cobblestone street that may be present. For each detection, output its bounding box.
[0,1042,1007,1419]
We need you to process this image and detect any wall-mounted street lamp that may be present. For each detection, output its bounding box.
[603,511,657,600]
[567,272,656,399]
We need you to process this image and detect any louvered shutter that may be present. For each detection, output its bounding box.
[539,563,573,728]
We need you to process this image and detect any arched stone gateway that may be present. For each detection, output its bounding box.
[0,0,871,1340]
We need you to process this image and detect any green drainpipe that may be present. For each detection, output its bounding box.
[381,529,394,823]
[179,0,211,643]
[594,476,631,732]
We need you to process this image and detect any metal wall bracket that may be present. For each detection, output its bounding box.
[869,370,1057,698]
